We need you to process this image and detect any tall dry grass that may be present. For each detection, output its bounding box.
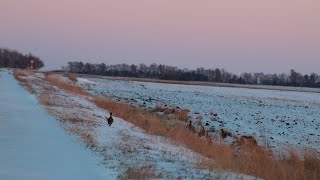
[44,74,91,97]
[12,69,37,94]
[93,98,319,179]
[15,71,99,149]
[68,73,78,83]
[174,109,189,122]
[120,165,159,179]
[43,73,320,180]
[155,104,189,122]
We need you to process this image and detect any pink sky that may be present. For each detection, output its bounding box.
[1,0,319,73]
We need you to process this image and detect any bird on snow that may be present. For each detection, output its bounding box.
[107,112,113,126]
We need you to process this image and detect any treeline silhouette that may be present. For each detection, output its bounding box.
[0,48,44,69]
[63,62,320,88]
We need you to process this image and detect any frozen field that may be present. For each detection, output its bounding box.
[78,77,320,153]
[8,69,257,179]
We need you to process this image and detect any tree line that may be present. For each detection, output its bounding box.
[63,61,320,88]
[0,48,44,69]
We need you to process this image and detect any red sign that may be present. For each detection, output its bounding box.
[30,60,35,69]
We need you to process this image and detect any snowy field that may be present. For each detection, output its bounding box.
[4,69,257,179]
[77,77,320,153]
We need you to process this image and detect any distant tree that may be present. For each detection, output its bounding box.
[271,74,280,85]
[130,64,137,77]
[63,61,320,88]
[303,74,309,86]
[97,63,106,75]
[310,73,317,86]
[214,68,222,82]
[242,73,253,84]
[290,69,299,86]
[84,63,91,73]
[0,48,44,69]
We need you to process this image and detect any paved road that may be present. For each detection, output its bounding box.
[0,70,109,180]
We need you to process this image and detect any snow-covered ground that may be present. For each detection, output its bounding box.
[0,70,109,180]
[77,77,320,154]
[8,70,258,179]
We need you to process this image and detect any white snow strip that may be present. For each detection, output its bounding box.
[77,77,96,85]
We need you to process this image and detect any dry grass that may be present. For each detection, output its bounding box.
[39,89,62,106]
[196,115,203,126]
[120,165,160,179]
[39,72,320,180]
[14,70,99,150]
[68,73,78,83]
[155,104,189,122]
[12,69,37,94]
[81,132,97,146]
[221,129,233,139]
[304,154,320,179]
[44,74,91,97]
[173,109,189,122]
[92,97,320,180]
[155,104,166,112]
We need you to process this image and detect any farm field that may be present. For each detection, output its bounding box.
[3,69,320,180]
[77,76,320,154]
[5,69,254,179]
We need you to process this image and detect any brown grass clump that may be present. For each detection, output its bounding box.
[238,135,257,145]
[304,154,320,179]
[39,89,63,107]
[68,73,78,83]
[155,104,189,121]
[81,133,97,146]
[12,69,36,94]
[155,104,166,112]
[220,128,232,139]
[44,74,90,97]
[196,115,203,126]
[173,109,189,122]
[188,121,196,134]
[42,72,320,180]
[198,126,206,137]
[120,166,160,179]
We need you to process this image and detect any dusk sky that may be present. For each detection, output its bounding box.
[1,0,319,74]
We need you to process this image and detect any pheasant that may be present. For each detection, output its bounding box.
[107,112,113,126]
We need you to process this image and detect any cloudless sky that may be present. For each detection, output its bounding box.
[1,0,319,74]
